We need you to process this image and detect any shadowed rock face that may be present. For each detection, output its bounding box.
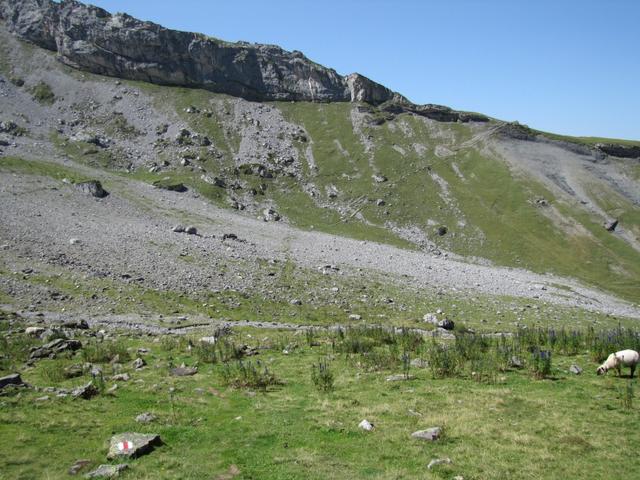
[0,0,401,104]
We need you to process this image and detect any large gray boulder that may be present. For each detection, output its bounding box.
[107,432,162,459]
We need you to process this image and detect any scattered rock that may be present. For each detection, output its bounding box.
[84,464,128,478]
[185,226,198,235]
[509,356,524,369]
[62,319,89,329]
[132,357,146,369]
[411,427,442,441]
[72,381,99,400]
[153,180,187,192]
[107,432,162,459]
[423,313,438,324]
[74,180,108,198]
[605,219,618,232]
[410,358,429,368]
[372,174,388,183]
[569,364,583,375]
[348,314,362,321]
[135,412,157,423]
[172,225,185,233]
[437,318,455,330]
[112,373,130,382]
[358,419,374,431]
[29,338,82,359]
[263,208,281,222]
[427,457,452,469]
[25,326,46,336]
[289,298,302,306]
[386,374,414,381]
[64,364,84,378]
[0,373,25,389]
[376,199,386,206]
[200,336,217,345]
[69,238,81,245]
[68,459,91,475]
[437,226,448,236]
[170,366,198,376]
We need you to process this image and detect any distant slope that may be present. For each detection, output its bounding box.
[0,15,638,304]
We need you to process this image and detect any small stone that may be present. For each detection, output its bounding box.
[348,314,361,321]
[423,313,438,324]
[386,374,414,381]
[172,225,185,233]
[569,364,583,375]
[289,299,302,306]
[410,358,429,368]
[437,226,448,236]
[358,419,374,431]
[170,366,197,377]
[106,384,118,394]
[84,464,128,478]
[411,427,442,441]
[185,226,197,235]
[509,356,524,369]
[63,319,90,329]
[135,412,157,423]
[112,373,130,382]
[200,336,217,345]
[68,459,91,475]
[375,198,385,206]
[69,238,81,245]
[35,395,50,402]
[427,457,452,469]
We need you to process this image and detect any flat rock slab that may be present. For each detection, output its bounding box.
[0,373,24,389]
[107,433,162,459]
[170,366,198,376]
[84,464,128,478]
[386,374,414,382]
[411,427,442,441]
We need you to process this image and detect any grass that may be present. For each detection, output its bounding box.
[2,316,640,479]
[0,156,92,184]
[29,81,55,105]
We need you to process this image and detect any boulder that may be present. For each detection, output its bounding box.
[605,219,619,232]
[29,338,82,359]
[132,357,146,369]
[106,433,162,459]
[74,180,108,198]
[185,226,198,235]
[25,326,45,336]
[437,318,455,330]
[72,381,99,400]
[0,373,25,389]
[411,427,442,441]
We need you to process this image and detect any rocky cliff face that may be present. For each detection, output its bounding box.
[0,0,405,105]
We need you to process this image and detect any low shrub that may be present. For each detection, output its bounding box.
[220,360,280,390]
[311,358,334,392]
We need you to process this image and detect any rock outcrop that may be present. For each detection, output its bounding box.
[0,0,490,124]
[0,0,398,104]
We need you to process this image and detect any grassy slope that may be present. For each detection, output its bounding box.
[2,317,640,480]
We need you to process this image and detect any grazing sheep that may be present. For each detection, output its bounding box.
[596,349,640,378]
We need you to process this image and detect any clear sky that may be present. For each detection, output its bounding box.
[86,0,640,140]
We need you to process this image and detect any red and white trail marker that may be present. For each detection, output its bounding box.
[117,440,134,452]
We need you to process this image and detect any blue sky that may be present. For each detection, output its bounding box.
[87,0,640,140]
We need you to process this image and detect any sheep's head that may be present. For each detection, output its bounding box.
[596,366,607,375]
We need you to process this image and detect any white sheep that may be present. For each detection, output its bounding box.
[596,349,640,378]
